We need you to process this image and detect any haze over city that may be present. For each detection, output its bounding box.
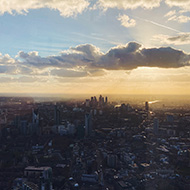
[0,0,190,95]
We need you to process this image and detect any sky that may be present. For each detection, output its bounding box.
[0,0,190,95]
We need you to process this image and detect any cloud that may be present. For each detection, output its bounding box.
[19,51,57,68]
[96,0,161,10]
[164,10,176,17]
[153,33,190,45]
[19,44,103,69]
[0,65,17,74]
[0,0,89,17]
[70,44,103,60]
[0,42,190,80]
[165,0,190,11]
[0,76,45,83]
[0,53,16,64]
[0,0,190,19]
[0,0,190,18]
[20,42,190,71]
[0,52,35,75]
[118,14,136,28]
[16,76,46,83]
[165,9,190,23]
[169,15,190,23]
[50,68,88,78]
[0,53,18,74]
[0,77,14,83]
[88,69,107,76]
[96,42,190,70]
[22,43,190,70]
[164,1,190,23]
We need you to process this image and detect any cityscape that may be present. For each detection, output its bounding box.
[0,95,190,189]
[0,0,190,189]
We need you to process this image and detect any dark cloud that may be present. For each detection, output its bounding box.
[18,42,190,71]
[140,47,189,68]
[153,33,190,45]
[87,69,107,76]
[19,45,96,69]
[0,42,190,79]
[19,51,55,68]
[96,42,144,70]
[95,42,190,70]
[168,33,190,43]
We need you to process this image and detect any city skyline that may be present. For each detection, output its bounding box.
[0,0,190,95]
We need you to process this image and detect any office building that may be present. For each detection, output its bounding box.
[85,113,93,137]
[24,166,52,190]
[145,101,149,111]
[32,109,40,135]
[54,104,61,125]
[153,118,159,134]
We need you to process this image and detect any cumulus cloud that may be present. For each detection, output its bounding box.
[17,42,190,71]
[0,52,35,75]
[19,51,56,68]
[0,0,190,18]
[70,44,103,60]
[0,42,190,81]
[165,0,190,11]
[118,14,136,28]
[0,0,89,17]
[0,53,18,74]
[0,53,16,64]
[0,0,190,19]
[18,44,103,69]
[153,33,190,45]
[96,0,161,10]
[97,42,190,70]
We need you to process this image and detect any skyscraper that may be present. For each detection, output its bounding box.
[99,95,102,106]
[14,114,20,129]
[85,99,90,107]
[102,97,104,105]
[54,104,61,125]
[20,120,28,135]
[32,109,40,135]
[85,113,93,137]
[105,96,108,104]
[153,118,159,134]
[145,101,149,111]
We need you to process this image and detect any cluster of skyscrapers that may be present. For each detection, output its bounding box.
[85,95,108,107]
